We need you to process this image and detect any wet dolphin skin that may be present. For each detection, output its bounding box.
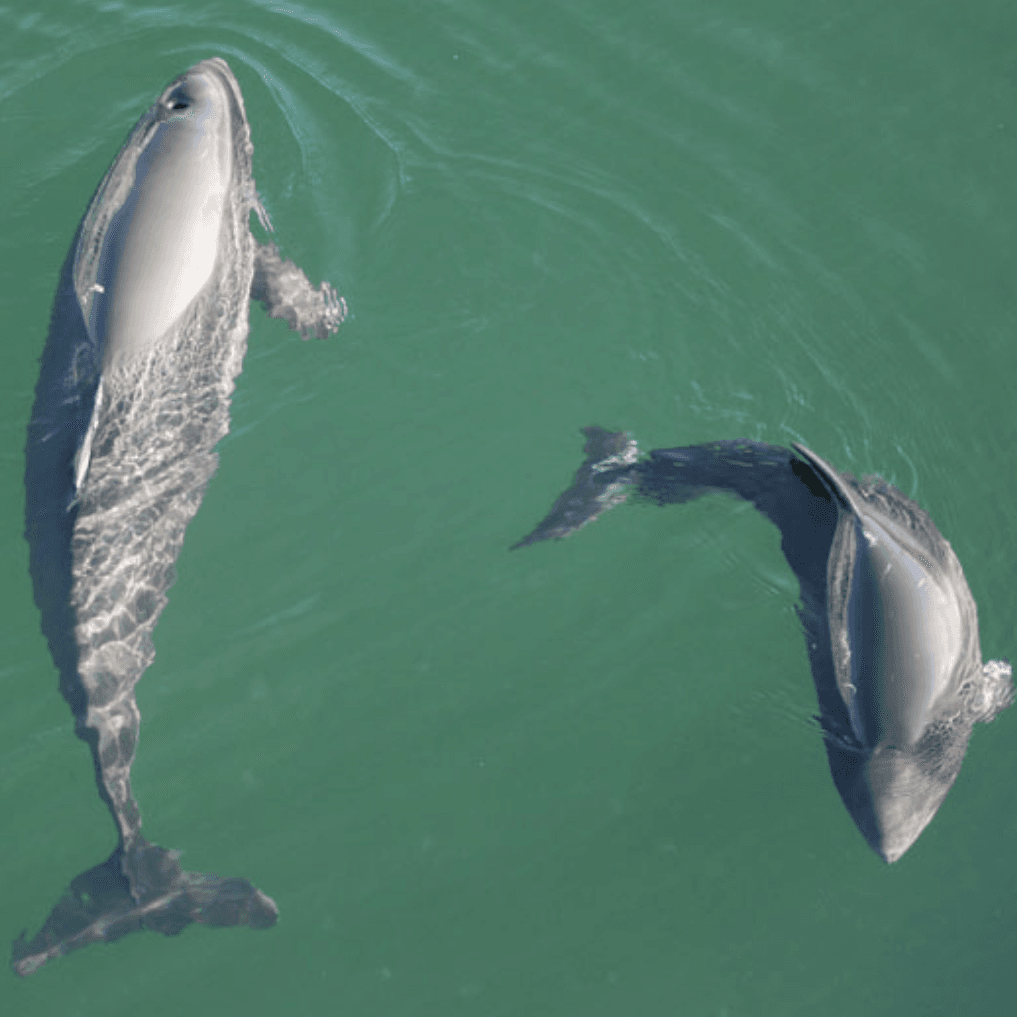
[17,58,346,975]
[515,429,1013,863]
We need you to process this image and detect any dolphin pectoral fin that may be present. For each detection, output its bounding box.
[10,839,277,977]
[252,192,273,234]
[970,659,1014,723]
[72,377,103,496]
[251,241,348,340]
[511,426,640,549]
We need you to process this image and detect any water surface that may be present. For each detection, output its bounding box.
[1,1,1015,1014]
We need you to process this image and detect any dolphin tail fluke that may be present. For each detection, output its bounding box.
[251,241,348,340]
[511,427,640,548]
[10,839,277,977]
[511,430,806,550]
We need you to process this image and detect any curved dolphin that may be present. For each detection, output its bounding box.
[17,58,347,976]
[513,429,1013,863]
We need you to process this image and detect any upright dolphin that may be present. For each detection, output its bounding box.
[17,58,347,976]
[513,429,1012,863]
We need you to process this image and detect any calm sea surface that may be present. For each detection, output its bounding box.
[2,1,1015,1014]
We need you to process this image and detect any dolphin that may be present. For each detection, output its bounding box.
[16,58,347,976]
[513,428,1013,863]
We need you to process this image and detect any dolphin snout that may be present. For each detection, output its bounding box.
[858,745,947,863]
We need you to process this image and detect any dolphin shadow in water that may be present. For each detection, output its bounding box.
[15,59,346,976]
[513,428,1013,863]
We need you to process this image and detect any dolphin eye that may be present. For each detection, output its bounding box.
[169,100,189,110]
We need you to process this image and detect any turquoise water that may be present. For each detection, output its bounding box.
[2,1,1015,1013]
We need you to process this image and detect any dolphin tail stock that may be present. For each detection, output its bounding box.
[11,838,278,977]
[251,241,348,341]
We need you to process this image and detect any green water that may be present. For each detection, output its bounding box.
[2,1,1015,1013]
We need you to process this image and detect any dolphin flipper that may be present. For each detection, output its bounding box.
[513,429,1013,862]
[252,241,348,341]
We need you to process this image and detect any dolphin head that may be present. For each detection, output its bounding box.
[826,729,971,863]
[78,59,247,372]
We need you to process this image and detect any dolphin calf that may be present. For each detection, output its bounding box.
[16,58,346,976]
[513,428,1013,863]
